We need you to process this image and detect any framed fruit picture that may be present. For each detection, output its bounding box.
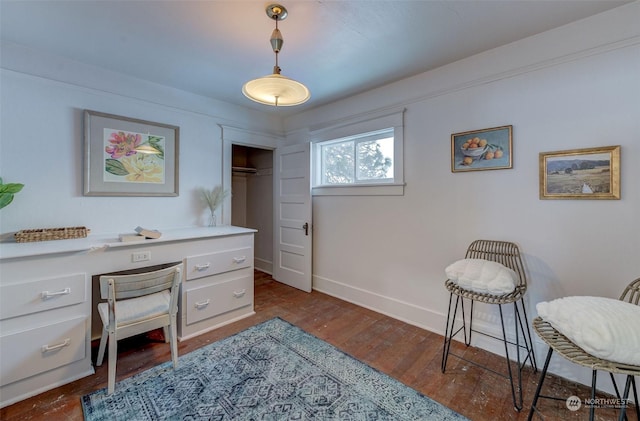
[451,125,513,172]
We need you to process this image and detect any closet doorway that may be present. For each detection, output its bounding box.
[231,145,274,275]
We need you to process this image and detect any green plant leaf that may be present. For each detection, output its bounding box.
[0,193,14,209]
[0,183,24,194]
[105,159,129,176]
[0,178,23,209]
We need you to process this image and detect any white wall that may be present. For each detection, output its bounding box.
[0,42,281,235]
[285,3,640,393]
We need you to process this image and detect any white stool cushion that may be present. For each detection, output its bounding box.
[537,296,640,366]
[445,258,517,294]
[98,290,170,328]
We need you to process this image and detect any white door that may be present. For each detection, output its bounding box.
[273,143,312,292]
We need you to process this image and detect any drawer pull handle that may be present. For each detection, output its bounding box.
[233,289,246,298]
[194,263,211,271]
[233,256,247,264]
[42,338,70,353]
[194,299,210,309]
[41,288,71,299]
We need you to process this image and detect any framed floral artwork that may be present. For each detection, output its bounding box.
[539,145,620,200]
[83,110,179,196]
[451,125,513,172]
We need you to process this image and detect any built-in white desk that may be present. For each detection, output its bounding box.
[0,226,256,408]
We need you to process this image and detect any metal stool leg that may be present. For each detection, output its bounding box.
[610,372,623,399]
[442,293,474,372]
[632,376,640,420]
[527,347,553,421]
[498,304,522,411]
[465,299,472,346]
[443,295,531,411]
[517,298,537,372]
[590,370,597,421]
[442,293,461,372]
[618,375,630,421]
[618,375,639,421]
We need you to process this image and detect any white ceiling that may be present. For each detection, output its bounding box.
[0,1,631,116]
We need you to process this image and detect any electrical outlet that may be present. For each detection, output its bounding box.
[132,251,151,262]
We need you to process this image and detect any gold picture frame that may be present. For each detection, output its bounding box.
[539,145,620,200]
[451,125,513,172]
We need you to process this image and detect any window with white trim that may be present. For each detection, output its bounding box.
[311,109,404,196]
[317,128,394,185]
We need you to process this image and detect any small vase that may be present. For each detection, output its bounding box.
[208,211,217,227]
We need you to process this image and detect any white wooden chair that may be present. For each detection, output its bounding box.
[96,263,182,394]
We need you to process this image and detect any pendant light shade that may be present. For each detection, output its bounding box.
[242,73,310,106]
[242,4,310,107]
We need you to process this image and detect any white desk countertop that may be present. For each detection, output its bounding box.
[0,226,257,260]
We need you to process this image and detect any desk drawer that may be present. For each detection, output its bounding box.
[0,316,87,386]
[185,275,252,325]
[0,274,86,321]
[185,247,251,280]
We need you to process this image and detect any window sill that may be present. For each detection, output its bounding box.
[312,183,405,196]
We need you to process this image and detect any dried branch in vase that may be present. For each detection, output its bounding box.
[200,185,228,226]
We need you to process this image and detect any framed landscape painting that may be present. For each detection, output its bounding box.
[539,145,620,200]
[84,110,179,196]
[451,125,512,172]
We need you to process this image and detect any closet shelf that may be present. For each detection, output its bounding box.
[232,166,258,174]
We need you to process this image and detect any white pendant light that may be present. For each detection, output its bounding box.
[242,4,310,107]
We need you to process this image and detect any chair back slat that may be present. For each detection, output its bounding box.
[100,264,182,300]
[464,239,527,288]
[619,277,640,305]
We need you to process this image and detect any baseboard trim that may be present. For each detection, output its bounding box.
[313,274,448,337]
[254,258,272,275]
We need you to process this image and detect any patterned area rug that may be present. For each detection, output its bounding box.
[82,317,468,420]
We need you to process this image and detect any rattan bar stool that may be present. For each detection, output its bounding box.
[441,239,537,411]
[527,278,640,421]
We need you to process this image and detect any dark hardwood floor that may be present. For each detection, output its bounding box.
[2,271,636,420]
